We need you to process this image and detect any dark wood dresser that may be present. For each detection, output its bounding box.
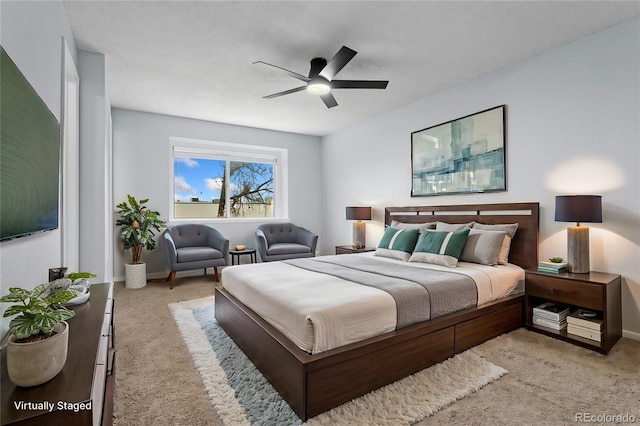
[1,283,115,425]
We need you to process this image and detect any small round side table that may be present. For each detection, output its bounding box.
[230,248,257,265]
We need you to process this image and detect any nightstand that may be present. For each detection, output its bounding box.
[525,270,621,354]
[335,245,376,255]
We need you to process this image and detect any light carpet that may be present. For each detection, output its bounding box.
[169,296,508,426]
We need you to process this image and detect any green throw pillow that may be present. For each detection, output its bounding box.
[375,227,419,261]
[409,229,470,267]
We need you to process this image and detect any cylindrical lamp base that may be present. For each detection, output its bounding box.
[353,221,366,248]
[567,226,589,273]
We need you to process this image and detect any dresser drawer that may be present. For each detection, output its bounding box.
[526,274,603,310]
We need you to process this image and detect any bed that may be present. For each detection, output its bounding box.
[215,202,539,420]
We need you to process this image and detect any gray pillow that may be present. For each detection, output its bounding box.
[472,222,518,238]
[472,223,519,264]
[435,221,474,231]
[459,229,507,265]
[390,220,436,231]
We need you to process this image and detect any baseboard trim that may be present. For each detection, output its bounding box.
[113,269,212,284]
[622,329,640,341]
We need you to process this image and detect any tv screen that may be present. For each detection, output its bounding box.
[1,46,61,241]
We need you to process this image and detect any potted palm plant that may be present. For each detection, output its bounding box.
[116,195,167,289]
[0,272,96,386]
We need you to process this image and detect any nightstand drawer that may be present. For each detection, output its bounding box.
[526,274,603,310]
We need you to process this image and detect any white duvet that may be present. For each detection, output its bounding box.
[221,252,524,354]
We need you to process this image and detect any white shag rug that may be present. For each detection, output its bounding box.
[169,296,508,426]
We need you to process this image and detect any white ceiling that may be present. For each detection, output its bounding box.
[64,1,639,137]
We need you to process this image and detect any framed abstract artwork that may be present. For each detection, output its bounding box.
[411,105,506,197]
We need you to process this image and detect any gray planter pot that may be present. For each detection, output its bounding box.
[7,321,69,387]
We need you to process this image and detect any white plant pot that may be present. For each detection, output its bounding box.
[7,321,69,387]
[125,262,147,289]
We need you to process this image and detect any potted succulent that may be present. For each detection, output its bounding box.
[116,195,167,289]
[0,272,96,386]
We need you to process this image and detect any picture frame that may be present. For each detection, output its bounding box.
[411,105,506,197]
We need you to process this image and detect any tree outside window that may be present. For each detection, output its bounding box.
[174,157,275,219]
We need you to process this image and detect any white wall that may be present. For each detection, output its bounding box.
[111,108,322,280]
[0,1,78,335]
[77,50,113,283]
[321,18,640,337]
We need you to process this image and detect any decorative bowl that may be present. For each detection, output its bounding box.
[235,245,246,251]
[65,291,90,306]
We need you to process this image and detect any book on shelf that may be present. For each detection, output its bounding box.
[533,314,567,330]
[533,302,570,321]
[567,323,602,342]
[566,310,603,332]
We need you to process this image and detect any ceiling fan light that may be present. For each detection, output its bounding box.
[307,77,331,95]
[307,83,331,95]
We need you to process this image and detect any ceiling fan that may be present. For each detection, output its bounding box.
[254,46,388,108]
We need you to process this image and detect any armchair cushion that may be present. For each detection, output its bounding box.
[177,246,225,263]
[267,243,312,256]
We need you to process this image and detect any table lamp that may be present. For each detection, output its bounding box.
[555,195,602,273]
[346,206,372,249]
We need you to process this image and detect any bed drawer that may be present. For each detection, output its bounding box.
[526,274,603,310]
[455,302,522,353]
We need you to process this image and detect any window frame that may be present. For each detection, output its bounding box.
[169,137,288,223]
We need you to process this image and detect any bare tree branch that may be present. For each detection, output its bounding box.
[217,162,273,217]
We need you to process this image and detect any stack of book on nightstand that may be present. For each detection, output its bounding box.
[537,261,568,274]
[566,310,604,342]
[532,302,570,330]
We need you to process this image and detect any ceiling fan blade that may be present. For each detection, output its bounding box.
[253,61,310,82]
[331,80,389,89]
[263,86,306,99]
[319,92,338,108]
[319,46,357,80]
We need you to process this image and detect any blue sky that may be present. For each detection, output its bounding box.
[174,157,224,202]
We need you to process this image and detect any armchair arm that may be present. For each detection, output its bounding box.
[207,228,229,256]
[255,228,269,259]
[297,227,318,253]
[162,230,178,268]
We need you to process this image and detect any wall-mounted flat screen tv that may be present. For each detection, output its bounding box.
[1,46,61,241]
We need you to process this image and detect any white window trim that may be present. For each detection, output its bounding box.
[169,137,288,223]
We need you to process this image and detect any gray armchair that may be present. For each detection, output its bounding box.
[162,224,229,289]
[255,223,318,262]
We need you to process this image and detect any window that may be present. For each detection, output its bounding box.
[170,138,288,220]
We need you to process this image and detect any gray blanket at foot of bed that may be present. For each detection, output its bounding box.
[284,255,478,328]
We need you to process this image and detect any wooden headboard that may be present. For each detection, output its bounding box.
[385,202,539,270]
